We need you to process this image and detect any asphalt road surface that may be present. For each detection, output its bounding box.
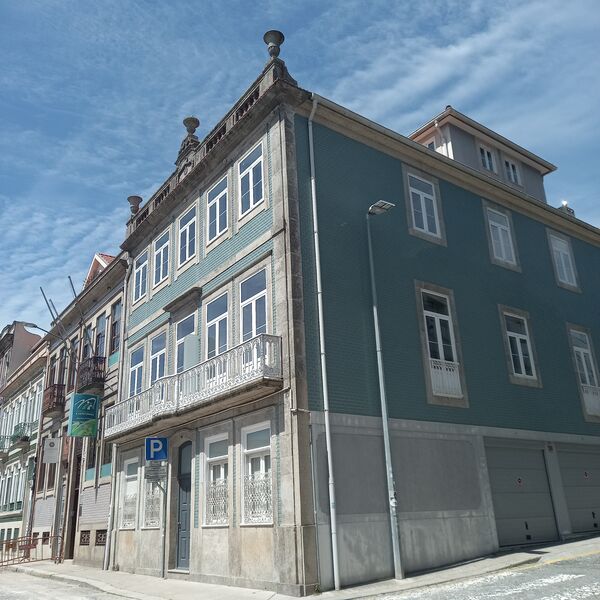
[0,571,118,599]
[378,552,600,600]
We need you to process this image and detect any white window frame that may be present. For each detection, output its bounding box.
[178,205,197,268]
[175,313,196,374]
[149,332,167,385]
[133,251,148,304]
[408,173,441,239]
[119,457,139,529]
[207,176,228,244]
[548,231,578,289]
[503,311,537,380]
[569,328,599,389]
[479,144,496,172]
[238,143,264,218]
[422,290,458,365]
[423,136,436,151]
[503,157,521,185]
[206,293,228,359]
[240,269,268,343]
[241,422,272,525]
[152,229,170,287]
[204,433,229,526]
[486,207,517,266]
[128,346,144,398]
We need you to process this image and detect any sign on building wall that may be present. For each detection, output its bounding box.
[68,394,99,437]
[43,438,60,464]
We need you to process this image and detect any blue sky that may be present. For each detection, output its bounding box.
[1,0,599,329]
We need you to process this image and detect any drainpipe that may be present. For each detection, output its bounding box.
[308,94,340,591]
[103,258,132,571]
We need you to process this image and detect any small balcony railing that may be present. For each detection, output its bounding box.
[0,436,10,461]
[42,384,66,418]
[10,422,35,448]
[582,384,600,417]
[429,358,463,398]
[78,356,106,391]
[105,334,282,438]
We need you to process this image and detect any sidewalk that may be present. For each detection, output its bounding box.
[6,536,600,600]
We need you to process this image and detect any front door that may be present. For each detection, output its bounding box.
[176,442,192,570]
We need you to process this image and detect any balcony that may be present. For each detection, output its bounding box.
[10,422,35,451]
[0,436,9,462]
[42,384,66,418]
[582,384,600,417]
[78,356,106,392]
[429,358,463,398]
[105,334,283,439]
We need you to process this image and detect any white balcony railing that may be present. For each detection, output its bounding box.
[105,334,282,438]
[582,384,600,416]
[429,358,463,398]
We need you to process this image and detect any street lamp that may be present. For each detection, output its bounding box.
[366,201,403,580]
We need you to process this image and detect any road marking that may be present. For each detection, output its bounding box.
[519,549,600,569]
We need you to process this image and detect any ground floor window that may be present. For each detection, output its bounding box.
[205,436,228,526]
[241,423,272,524]
[120,458,139,529]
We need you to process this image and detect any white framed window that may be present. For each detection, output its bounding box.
[479,144,496,172]
[504,158,520,185]
[142,479,163,528]
[129,347,144,397]
[486,208,516,265]
[120,458,139,529]
[206,294,228,359]
[133,251,148,303]
[241,423,272,524]
[205,435,228,526]
[549,232,578,288]
[424,137,436,151]
[178,206,196,267]
[238,143,263,216]
[421,290,462,398]
[153,230,169,287]
[408,174,440,238]
[176,314,195,373]
[503,313,536,379]
[207,176,228,243]
[240,270,267,342]
[150,333,166,384]
[570,329,598,388]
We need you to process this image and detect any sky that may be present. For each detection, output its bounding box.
[1,0,599,329]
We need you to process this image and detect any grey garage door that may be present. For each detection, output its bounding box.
[486,445,558,546]
[558,449,600,534]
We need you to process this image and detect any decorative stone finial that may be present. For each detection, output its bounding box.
[263,30,285,58]
[127,195,142,215]
[183,116,200,136]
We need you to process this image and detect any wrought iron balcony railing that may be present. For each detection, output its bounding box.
[42,384,66,418]
[78,356,106,392]
[0,436,10,460]
[105,334,282,438]
[10,422,36,447]
[429,358,463,398]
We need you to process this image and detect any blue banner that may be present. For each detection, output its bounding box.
[68,393,99,437]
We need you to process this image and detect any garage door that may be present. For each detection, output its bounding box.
[486,445,558,546]
[558,449,600,534]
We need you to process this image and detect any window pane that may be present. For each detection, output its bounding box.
[239,145,262,173]
[570,331,588,349]
[440,320,454,362]
[488,210,509,228]
[425,315,440,359]
[180,207,195,227]
[188,221,196,255]
[218,319,228,354]
[255,296,266,335]
[151,334,166,354]
[583,353,597,386]
[252,163,263,203]
[422,292,448,315]
[242,304,253,341]
[208,203,217,240]
[508,337,522,374]
[519,338,533,376]
[208,177,227,201]
[505,315,526,335]
[208,439,228,459]
[156,232,169,249]
[218,196,227,232]
[408,175,434,196]
[135,252,148,268]
[411,193,425,230]
[246,428,270,450]
[424,196,437,234]
[126,461,138,477]
[131,348,144,366]
[241,270,266,302]
[241,173,250,213]
[177,315,195,340]
[207,294,227,322]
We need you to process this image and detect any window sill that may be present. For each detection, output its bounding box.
[205,229,230,253]
[555,280,581,294]
[408,227,447,247]
[151,277,170,296]
[202,523,229,529]
[175,255,197,279]
[131,295,147,309]
[490,257,521,273]
[238,199,266,230]
[239,521,273,528]
[118,527,136,531]
[508,374,542,389]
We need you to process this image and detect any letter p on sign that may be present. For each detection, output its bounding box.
[145,437,168,461]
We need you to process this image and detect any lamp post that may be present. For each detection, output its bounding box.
[366,200,403,580]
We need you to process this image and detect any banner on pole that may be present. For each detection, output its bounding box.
[68,394,99,437]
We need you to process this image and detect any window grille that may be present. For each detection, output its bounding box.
[80,530,90,546]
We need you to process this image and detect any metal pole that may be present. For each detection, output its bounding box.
[366,212,404,580]
[160,473,167,578]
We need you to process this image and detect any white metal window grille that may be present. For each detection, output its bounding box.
[239,143,263,215]
[550,234,577,287]
[504,159,520,184]
[120,459,138,529]
[153,231,170,286]
[150,333,166,385]
[205,437,228,525]
[242,425,272,524]
[133,252,148,302]
[176,314,195,373]
[207,294,228,359]
[408,174,440,237]
[143,480,162,528]
[487,209,516,265]
[207,177,228,243]
[179,206,196,266]
[422,291,462,397]
[504,314,535,378]
[479,146,495,171]
[129,347,144,397]
[240,270,267,343]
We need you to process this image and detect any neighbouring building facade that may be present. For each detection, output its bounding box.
[8,31,600,596]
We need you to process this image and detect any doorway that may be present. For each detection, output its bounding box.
[176,442,192,570]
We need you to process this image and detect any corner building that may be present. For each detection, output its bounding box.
[105,35,600,594]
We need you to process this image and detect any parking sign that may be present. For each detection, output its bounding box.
[145,437,168,461]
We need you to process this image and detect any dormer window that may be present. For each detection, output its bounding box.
[504,158,521,185]
[479,144,496,172]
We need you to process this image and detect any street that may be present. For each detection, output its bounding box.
[378,552,600,600]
